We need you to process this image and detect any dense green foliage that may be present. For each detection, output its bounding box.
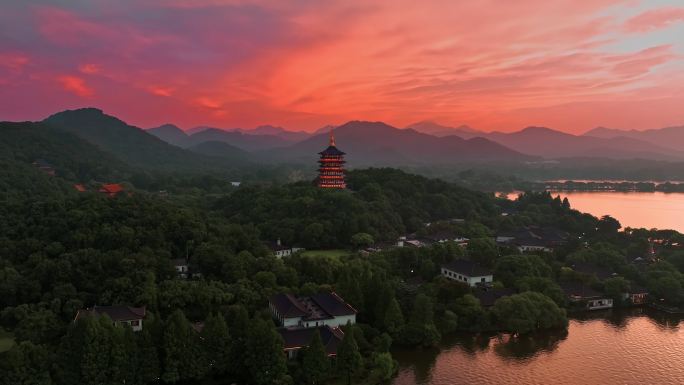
[2,153,684,384]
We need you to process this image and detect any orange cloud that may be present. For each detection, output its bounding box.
[57,75,94,97]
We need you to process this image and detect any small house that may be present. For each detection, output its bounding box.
[269,239,304,258]
[627,285,649,305]
[441,260,493,287]
[172,258,189,279]
[561,283,613,310]
[75,305,146,331]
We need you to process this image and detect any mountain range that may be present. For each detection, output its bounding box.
[4,108,684,185]
[405,122,684,161]
[584,126,684,152]
[264,121,532,165]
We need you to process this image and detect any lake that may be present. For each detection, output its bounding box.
[392,309,684,385]
[506,191,684,233]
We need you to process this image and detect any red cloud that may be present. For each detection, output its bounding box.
[625,8,684,32]
[57,75,94,97]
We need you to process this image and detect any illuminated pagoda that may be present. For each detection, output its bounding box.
[317,130,346,189]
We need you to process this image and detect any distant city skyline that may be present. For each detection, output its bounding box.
[1,0,684,133]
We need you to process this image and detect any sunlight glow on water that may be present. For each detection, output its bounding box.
[392,311,684,385]
[506,191,684,232]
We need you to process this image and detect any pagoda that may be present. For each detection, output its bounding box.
[317,130,346,189]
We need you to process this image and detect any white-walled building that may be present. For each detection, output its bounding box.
[270,239,304,258]
[269,292,357,329]
[441,260,493,287]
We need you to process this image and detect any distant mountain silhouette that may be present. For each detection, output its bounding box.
[188,140,252,162]
[187,128,291,151]
[247,125,311,142]
[313,125,338,135]
[148,123,188,147]
[405,121,478,138]
[266,120,533,165]
[43,108,247,172]
[584,125,684,152]
[482,126,684,160]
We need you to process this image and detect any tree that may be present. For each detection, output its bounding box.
[516,277,566,306]
[368,352,397,384]
[382,297,405,336]
[226,305,250,382]
[350,233,374,249]
[398,294,440,347]
[301,329,329,385]
[466,238,498,268]
[491,292,567,335]
[448,294,486,331]
[136,328,160,384]
[0,341,52,385]
[161,309,206,383]
[337,322,362,385]
[201,313,231,375]
[494,255,552,287]
[604,277,629,304]
[245,319,289,385]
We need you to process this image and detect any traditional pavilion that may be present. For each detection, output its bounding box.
[317,131,347,189]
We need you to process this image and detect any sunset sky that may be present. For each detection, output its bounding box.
[1,0,684,133]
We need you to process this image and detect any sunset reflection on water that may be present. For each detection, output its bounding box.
[505,191,684,232]
[392,310,684,385]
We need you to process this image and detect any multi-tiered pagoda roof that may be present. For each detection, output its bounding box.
[317,131,346,189]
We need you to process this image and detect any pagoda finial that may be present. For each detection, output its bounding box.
[329,129,336,147]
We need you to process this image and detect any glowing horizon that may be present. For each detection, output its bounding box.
[1,0,684,133]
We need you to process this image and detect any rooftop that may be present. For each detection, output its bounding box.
[99,183,124,194]
[560,282,605,299]
[442,259,492,277]
[75,305,146,322]
[270,292,357,321]
[278,325,345,356]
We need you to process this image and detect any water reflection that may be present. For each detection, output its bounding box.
[492,329,568,360]
[392,310,684,385]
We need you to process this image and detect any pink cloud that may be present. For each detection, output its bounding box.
[78,63,101,74]
[57,75,94,97]
[0,0,681,132]
[0,53,29,70]
[625,7,684,32]
[148,86,175,97]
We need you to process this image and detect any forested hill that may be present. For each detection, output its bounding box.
[43,108,252,173]
[218,168,498,247]
[2,162,684,384]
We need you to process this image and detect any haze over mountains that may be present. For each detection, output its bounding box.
[3,108,684,185]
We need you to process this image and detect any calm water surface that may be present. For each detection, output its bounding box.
[506,191,684,232]
[392,309,683,385]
